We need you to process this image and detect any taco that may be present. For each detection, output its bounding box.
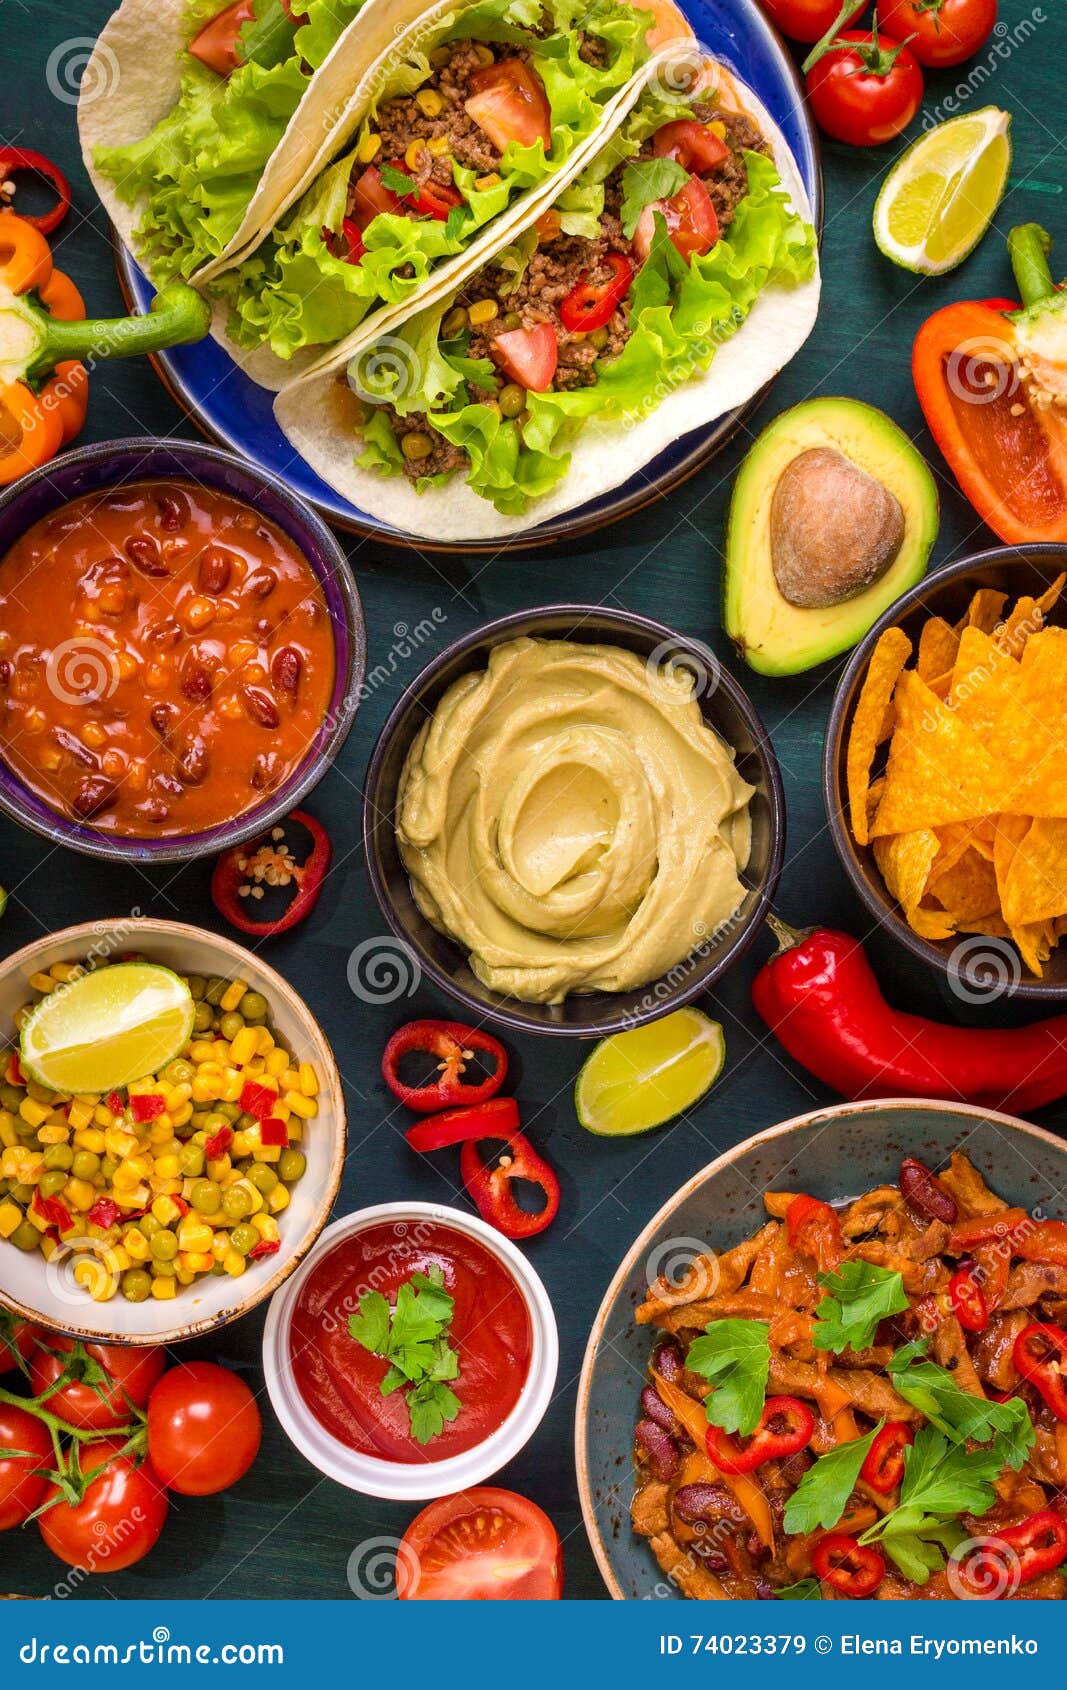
[205,0,661,369]
[80,0,419,285]
[272,53,820,539]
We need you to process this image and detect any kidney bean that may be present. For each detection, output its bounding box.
[153,773,184,800]
[136,798,171,825]
[242,685,279,729]
[154,489,191,532]
[755,1580,775,1599]
[900,1158,958,1226]
[244,568,277,600]
[125,535,169,577]
[0,659,11,688]
[673,1485,747,1527]
[174,734,209,786]
[53,728,99,769]
[640,1385,681,1437]
[179,657,214,703]
[653,1339,684,1383]
[271,646,301,697]
[197,547,233,595]
[71,777,117,818]
[145,615,182,649]
[634,1419,680,1482]
[149,703,175,740]
[250,751,279,791]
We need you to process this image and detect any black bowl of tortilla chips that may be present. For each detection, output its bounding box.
[824,544,1067,1003]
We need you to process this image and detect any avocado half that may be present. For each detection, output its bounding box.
[722,397,940,677]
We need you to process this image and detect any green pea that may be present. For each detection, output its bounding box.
[228,1223,259,1255]
[152,1259,177,1278]
[222,1186,253,1221]
[162,1058,195,1086]
[589,326,610,350]
[203,1112,230,1136]
[401,431,433,462]
[10,1222,40,1252]
[150,1230,178,1262]
[441,305,469,338]
[499,383,526,419]
[140,1214,161,1240]
[0,1084,24,1111]
[179,1145,205,1178]
[185,975,206,1002]
[193,1003,214,1034]
[205,978,227,1007]
[9,1182,33,1205]
[191,1179,221,1214]
[239,992,268,1023]
[219,1012,244,1042]
[71,1151,100,1181]
[278,1148,306,1183]
[43,1144,74,1172]
[210,1261,227,1276]
[25,1079,55,1104]
[100,1155,119,1181]
[121,1268,152,1303]
[15,1116,39,1138]
[216,1102,241,1124]
[248,1163,277,1196]
[501,311,523,332]
[38,1170,69,1199]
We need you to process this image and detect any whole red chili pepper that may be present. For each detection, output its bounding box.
[859,1422,914,1494]
[405,1096,520,1154]
[382,1021,508,1112]
[949,1266,989,1334]
[752,918,1067,1113]
[460,1127,560,1240]
[812,1532,886,1597]
[0,148,71,235]
[1013,1323,1067,1421]
[211,811,331,938]
[786,1194,842,1272]
[705,1396,814,1475]
[960,1511,1067,1595]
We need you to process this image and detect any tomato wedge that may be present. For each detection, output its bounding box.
[652,119,729,173]
[633,175,719,264]
[188,0,255,76]
[559,252,634,333]
[464,60,551,155]
[397,1487,563,1599]
[349,165,401,229]
[386,162,464,221]
[491,321,558,391]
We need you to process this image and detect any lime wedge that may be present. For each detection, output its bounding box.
[873,107,1012,276]
[575,1008,725,1138]
[20,963,195,1094]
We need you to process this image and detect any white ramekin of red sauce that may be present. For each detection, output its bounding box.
[261,1202,559,1499]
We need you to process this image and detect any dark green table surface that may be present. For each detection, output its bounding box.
[2,0,1065,1601]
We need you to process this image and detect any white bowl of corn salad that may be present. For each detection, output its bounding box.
[0,919,346,1344]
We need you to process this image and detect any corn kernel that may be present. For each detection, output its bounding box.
[286,1122,303,1144]
[414,86,445,117]
[264,1049,288,1078]
[151,1277,177,1300]
[124,1227,151,1262]
[0,1116,16,1150]
[468,298,499,326]
[178,1222,213,1254]
[229,1027,257,1068]
[427,135,451,156]
[28,971,57,994]
[153,1155,180,1181]
[0,1201,22,1238]
[170,1102,194,1130]
[151,1196,181,1226]
[281,1068,300,1093]
[37,1123,71,1145]
[708,120,726,138]
[356,129,381,163]
[49,962,84,984]
[165,1083,193,1110]
[298,1064,319,1098]
[64,1177,96,1212]
[255,1142,281,1164]
[175,1267,195,1285]
[115,1184,150,1210]
[67,1101,94,1131]
[105,1127,137,1159]
[27,1207,51,1233]
[220,980,247,1013]
[18,1097,50,1129]
[94,1104,117,1129]
[223,1251,247,1278]
[254,1028,275,1055]
[108,1246,131,1272]
[40,1233,61,1262]
[475,172,501,191]
[252,1213,279,1243]
[221,1071,244,1104]
[284,1091,317,1120]
[268,1184,290,1215]
[73,1126,107,1153]
[179,1250,215,1273]
[404,138,427,171]
[113,1158,149,1191]
[189,1040,217,1064]
[191,1077,220,1104]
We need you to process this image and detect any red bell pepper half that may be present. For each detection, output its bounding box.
[211,810,331,938]
[460,1126,560,1240]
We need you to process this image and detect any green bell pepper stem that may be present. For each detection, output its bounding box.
[1009,223,1056,311]
[24,283,212,382]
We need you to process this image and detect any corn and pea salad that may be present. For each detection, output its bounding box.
[0,964,317,1304]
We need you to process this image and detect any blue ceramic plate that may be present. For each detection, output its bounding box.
[575,1100,1067,1599]
[116,0,821,552]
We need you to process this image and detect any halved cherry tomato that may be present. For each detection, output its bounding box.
[813,1531,886,1597]
[349,165,401,229]
[879,0,997,67]
[652,119,729,172]
[705,1396,814,1474]
[633,175,719,264]
[30,1338,166,1431]
[805,32,924,147]
[949,1265,989,1333]
[147,1362,261,1496]
[188,0,256,76]
[559,252,634,333]
[38,1438,168,1572]
[397,1487,563,1599]
[759,0,864,42]
[786,1192,843,1272]
[464,59,551,155]
[1013,1322,1067,1422]
[860,1422,914,1494]
[491,321,559,391]
[405,1095,520,1154]
[0,1403,52,1530]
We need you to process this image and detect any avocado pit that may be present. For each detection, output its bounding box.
[770,446,906,610]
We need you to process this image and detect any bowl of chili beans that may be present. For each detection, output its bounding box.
[0,439,364,862]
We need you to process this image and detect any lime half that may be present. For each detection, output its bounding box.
[20,963,195,1094]
[874,107,1011,277]
[575,1008,725,1138]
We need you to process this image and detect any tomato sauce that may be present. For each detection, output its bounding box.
[289,1221,532,1463]
[0,480,336,837]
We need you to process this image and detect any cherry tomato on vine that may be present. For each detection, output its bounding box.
[760,0,864,43]
[147,1362,261,1496]
[0,1320,42,1375]
[805,32,924,146]
[30,1338,166,1430]
[879,0,997,67]
[38,1438,168,1572]
[0,1403,52,1530]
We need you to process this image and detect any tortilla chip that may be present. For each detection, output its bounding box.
[1012,919,1055,978]
[992,813,1032,909]
[872,830,951,939]
[927,847,1000,925]
[846,627,912,847]
[870,671,1008,837]
[999,573,1067,659]
[1000,817,1067,929]
[957,587,1008,636]
[917,617,959,686]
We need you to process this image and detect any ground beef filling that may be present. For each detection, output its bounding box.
[381,102,767,478]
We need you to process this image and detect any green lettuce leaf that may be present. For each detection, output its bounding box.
[94,0,366,281]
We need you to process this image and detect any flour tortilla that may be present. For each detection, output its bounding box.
[272,54,821,540]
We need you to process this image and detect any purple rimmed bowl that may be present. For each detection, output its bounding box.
[0,438,365,864]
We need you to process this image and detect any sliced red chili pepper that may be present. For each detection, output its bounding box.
[459,1126,559,1240]
[239,1080,279,1122]
[248,1239,280,1260]
[785,1193,843,1272]
[6,1054,24,1087]
[324,216,365,264]
[1013,1322,1067,1421]
[948,1208,1028,1250]
[812,1532,886,1598]
[86,1198,120,1231]
[204,1125,234,1161]
[405,1096,519,1154]
[31,1189,72,1234]
[0,148,71,236]
[859,1421,914,1494]
[949,1265,989,1333]
[386,161,463,220]
[958,1510,1067,1596]
[211,810,331,938]
[129,1093,165,1123]
[558,251,634,333]
[382,1020,508,1112]
[106,1091,124,1115]
[706,1396,814,1475]
[258,1117,289,1148]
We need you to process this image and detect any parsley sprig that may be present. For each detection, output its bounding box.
[348,1266,462,1446]
[619,158,688,238]
[686,1319,770,1436]
[813,1261,909,1355]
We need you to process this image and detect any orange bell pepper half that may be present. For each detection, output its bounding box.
[0,380,63,485]
[0,214,52,294]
